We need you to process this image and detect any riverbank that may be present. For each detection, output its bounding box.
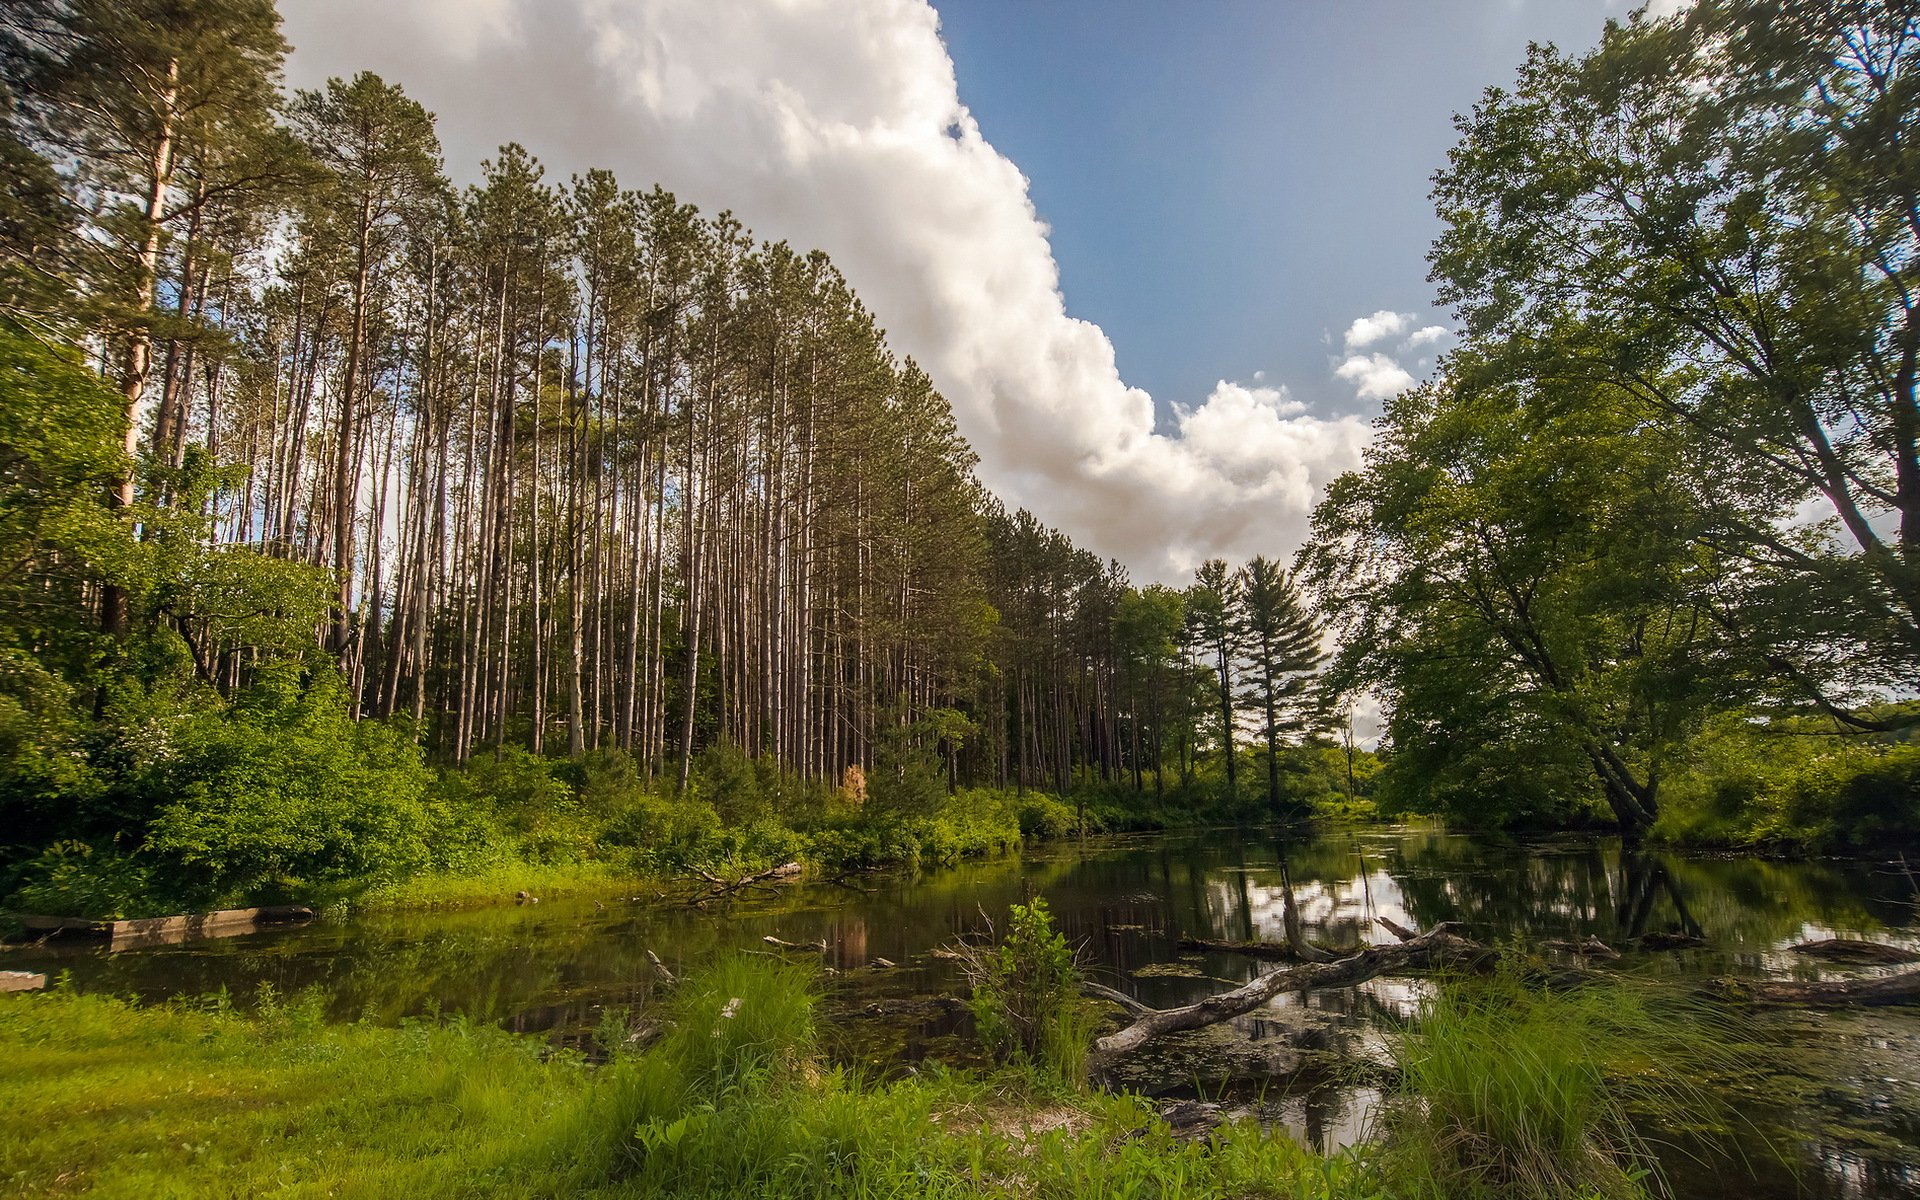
[0,985,1372,1200]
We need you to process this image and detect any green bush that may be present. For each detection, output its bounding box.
[139,669,435,906]
[1658,716,1920,851]
[1016,791,1078,839]
[961,898,1092,1082]
[5,839,155,919]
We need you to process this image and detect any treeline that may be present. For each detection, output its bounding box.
[3,3,989,788]
[1302,0,1920,844]
[969,506,1332,818]
[0,0,1353,912]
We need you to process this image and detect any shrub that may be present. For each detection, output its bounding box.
[1658,715,1920,851]
[139,669,435,905]
[5,839,155,919]
[959,898,1092,1082]
[1016,791,1078,839]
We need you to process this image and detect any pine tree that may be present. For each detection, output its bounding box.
[1233,556,1325,819]
[1188,559,1239,796]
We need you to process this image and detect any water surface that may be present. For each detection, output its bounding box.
[11,825,1919,1198]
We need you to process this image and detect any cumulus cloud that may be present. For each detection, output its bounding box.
[1404,325,1449,348]
[1335,353,1417,402]
[278,0,1376,579]
[1343,309,1412,350]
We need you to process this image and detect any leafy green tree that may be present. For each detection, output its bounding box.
[2,0,289,634]
[1233,556,1325,819]
[1430,0,1920,727]
[1306,361,1732,835]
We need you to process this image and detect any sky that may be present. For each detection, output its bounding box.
[278,0,1677,583]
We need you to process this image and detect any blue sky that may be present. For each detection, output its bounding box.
[938,0,1628,427]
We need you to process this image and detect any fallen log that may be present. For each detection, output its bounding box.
[763,935,828,953]
[1708,970,1920,1008]
[1175,935,1307,960]
[1634,932,1706,951]
[1790,938,1920,966]
[1083,920,1489,1066]
[684,862,804,905]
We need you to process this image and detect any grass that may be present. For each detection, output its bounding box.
[1376,968,1749,1200]
[350,858,638,911]
[0,959,1381,1200]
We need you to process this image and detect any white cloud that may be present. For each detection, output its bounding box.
[279,0,1374,580]
[1403,325,1449,348]
[1335,353,1417,402]
[1343,309,1412,350]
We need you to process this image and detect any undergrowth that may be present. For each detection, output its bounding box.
[0,957,1376,1199]
[1377,967,1750,1200]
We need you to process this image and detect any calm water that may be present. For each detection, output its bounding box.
[10,824,1920,1198]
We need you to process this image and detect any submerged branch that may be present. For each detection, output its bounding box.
[1084,919,1489,1067]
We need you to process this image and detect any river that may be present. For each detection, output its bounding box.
[13,824,1920,1198]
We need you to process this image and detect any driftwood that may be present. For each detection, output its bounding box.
[1083,920,1489,1066]
[1790,938,1920,966]
[1634,931,1706,951]
[645,949,676,985]
[1541,936,1621,960]
[1084,910,1920,1070]
[1709,970,1920,1007]
[685,862,803,905]
[763,935,828,953]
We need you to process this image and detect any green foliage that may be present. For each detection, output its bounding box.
[1424,0,1919,734]
[4,839,152,921]
[1381,970,1741,1200]
[0,321,123,598]
[963,898,1092,1082]
[1305,366,1725,835]
[139,669,436,907]
[1658,716,1920,851]
[1015,791,1078,839]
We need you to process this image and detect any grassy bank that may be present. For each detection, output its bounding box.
[0,975,1374,1200]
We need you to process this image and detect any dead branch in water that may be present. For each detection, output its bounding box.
[1708,970,1920,1007]
[682,862,803,906]
[1083,919,1491,1067]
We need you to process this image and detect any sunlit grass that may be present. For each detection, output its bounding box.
[1377,968,1751,1200]
[0,960,1378,1199]
[351,858,637,911]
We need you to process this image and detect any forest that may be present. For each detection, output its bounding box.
[0,0,1354,919]
[4,3,1920,1200]
[0,0,1914,917]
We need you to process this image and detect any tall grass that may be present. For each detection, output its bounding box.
[1,957,1379,1199]
[1379,968,1746,1200]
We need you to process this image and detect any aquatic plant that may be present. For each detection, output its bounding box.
[957,897,1096,1083]
[1378,969,1745,1200]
